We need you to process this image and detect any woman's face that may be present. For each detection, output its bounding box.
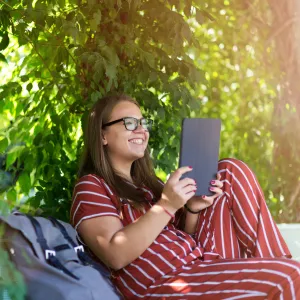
[102,101,149,165]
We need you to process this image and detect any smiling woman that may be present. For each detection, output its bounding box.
[101,101,150,175]
[70,94,300,300]
[77,94,163,208]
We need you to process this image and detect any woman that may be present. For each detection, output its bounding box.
[70,94,300,299]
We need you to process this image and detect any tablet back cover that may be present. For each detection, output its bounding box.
[179,118,221,196]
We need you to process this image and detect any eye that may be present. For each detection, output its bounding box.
[125,118,135,125]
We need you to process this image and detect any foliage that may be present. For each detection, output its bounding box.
[0,202,26,300]
[0,0,299,225]
[1,1,300,298]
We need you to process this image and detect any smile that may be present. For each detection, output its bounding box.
[129,139,144,145]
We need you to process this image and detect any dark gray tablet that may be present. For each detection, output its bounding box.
[179,118,221,196]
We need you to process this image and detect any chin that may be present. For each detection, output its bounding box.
[130,151,145,161]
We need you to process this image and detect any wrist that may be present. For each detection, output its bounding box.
[186,196,207,211]
[156,199,178,216]
[184,204,201,214]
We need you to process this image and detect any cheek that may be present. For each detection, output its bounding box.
[109,131,130,147]
[146,133,150,142]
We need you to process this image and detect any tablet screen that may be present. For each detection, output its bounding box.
[179,118,221,196]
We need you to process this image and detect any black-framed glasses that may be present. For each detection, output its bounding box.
[102,117,153,131]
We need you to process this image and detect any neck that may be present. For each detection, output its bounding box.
[110,157,134,182]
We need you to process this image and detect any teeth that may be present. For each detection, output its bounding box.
[129,139,143,145]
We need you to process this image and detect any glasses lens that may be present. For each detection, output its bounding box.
[141,119,153,131]
[124,118,137,131]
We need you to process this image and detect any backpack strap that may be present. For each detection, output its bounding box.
[26,215,79,280]
[48,217,110,278]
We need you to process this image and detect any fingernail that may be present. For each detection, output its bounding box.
[209,187,214,191]
[194,190,197,192]
[189,166,193,169]
[211,180,215,184]
[202,195,205,199]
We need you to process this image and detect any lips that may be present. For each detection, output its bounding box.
[128,138,144,145]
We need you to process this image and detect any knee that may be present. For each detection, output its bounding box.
[218,158,254,178]
[218,158,247,170]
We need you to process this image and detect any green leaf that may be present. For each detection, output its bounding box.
[6,151,18,168]
[0,31,9,51]
[104,63,117,80]
[20,75,29,82]
[144,52,155,69]
[33,132,43,146]
[0,137,8,153]
[26,82,33,92]
[55,47,69,65]
[62,21,79,41]
[38,81,44,89]
[7,188,17,202]
[18,172,31,194]
[7,143,25,154]
[89,10,102,31]
[91,91,101,103]
[35,70,41,78]
[0,52,7,63]
[102,46,120,66]
[0,9,11,30]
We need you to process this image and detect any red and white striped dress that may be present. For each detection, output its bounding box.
[70,158,300,299]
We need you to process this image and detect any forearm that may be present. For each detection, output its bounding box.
[183,211,199,234]
[105,201,176,269]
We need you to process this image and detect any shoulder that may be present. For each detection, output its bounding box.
[75,174,116,197]
[70,174,119,227]
[75,174,103,188]
[72,174,113,203]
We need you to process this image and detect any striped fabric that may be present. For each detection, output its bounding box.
[70,158,300,299]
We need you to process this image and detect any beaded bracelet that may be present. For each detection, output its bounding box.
[184,204,201,214]
[161,206,175,219]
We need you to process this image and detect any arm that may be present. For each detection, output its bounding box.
[78,201,175,270]
[77,167,196,270]
[183,174,224,234]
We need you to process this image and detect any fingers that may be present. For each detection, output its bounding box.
[209,186,223,195]
[181,184,197,195]
[177,177,196,189]
[202,193,219,202]
[169,166,193,183]
[210,177,223,189]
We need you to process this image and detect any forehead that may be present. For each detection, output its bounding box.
[110,101,142,119]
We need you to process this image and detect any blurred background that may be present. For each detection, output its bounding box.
[1,1,300,298]
[1,0,300,236]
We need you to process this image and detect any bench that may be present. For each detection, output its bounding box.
[277,223,300,261]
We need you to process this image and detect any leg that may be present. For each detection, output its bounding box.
[146,257,300,299]
[195,158,291,259]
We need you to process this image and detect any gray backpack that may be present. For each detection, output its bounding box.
[0,212,122,300]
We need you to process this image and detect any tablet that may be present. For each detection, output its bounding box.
[179,118,221,196]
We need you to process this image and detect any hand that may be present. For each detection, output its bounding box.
[186,173,223,212]
[159,166,197,213]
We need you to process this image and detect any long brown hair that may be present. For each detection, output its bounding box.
[78,94,163,206]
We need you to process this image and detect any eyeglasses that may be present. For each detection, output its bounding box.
[102,117,153,131]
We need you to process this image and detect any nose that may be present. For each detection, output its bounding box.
[133,124,146,133]
[133,120,147,132]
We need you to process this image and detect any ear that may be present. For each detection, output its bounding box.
[102,132,108,146]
